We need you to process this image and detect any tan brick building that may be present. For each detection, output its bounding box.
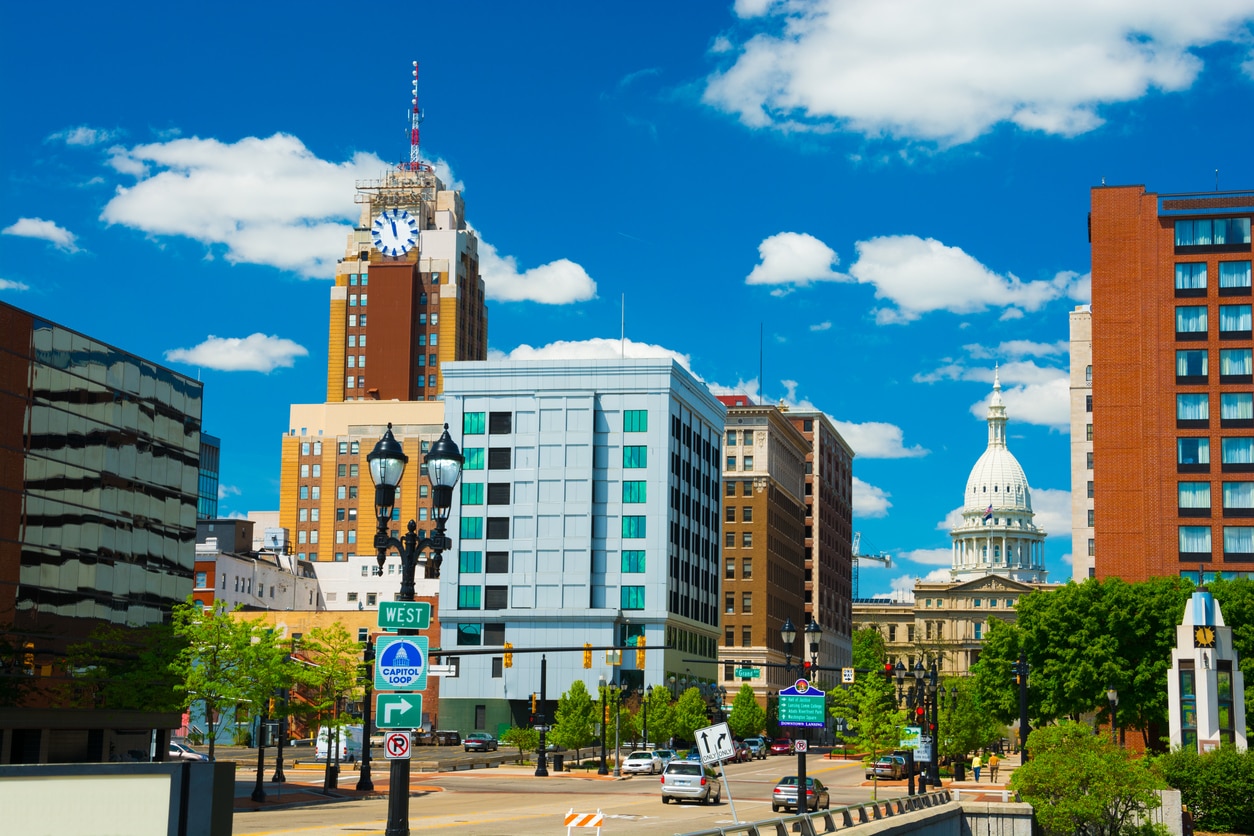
[717,399,809,703]
[1090,185,1254,582]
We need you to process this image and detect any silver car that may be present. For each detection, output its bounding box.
[622,750,662,774]
[660,761,722,804]
[168,742,207,762]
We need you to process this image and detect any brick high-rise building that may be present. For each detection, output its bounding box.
[328,167,487,403]
[1090,185,1254,582]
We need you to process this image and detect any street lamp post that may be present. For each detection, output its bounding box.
[912,661,927,793]
[598,675,609,776]
[642,685,653,748]
[612,683,623,778]
[926,662,939,786]
[780,619,811,812]
[1011,653,1031,761]
[893,661,916,796]
[357,640,375,792]
[369,422,463,836]
[1106,688,1119,746]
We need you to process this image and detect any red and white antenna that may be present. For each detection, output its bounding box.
[406,61,429,172]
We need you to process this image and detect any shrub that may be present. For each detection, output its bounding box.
[1154,745,1254,834]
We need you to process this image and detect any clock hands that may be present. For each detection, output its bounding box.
[391,219,397,236]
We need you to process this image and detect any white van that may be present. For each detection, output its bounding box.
[316,724,363,763]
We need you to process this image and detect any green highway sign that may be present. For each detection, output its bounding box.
[778,679,826,728]
[378,601,431,631]
[376,693,423,729]
[734,667,761,678]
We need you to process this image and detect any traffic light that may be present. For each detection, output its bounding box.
[529,692,537,724]
[636,636,646,669]
[583,643,592,669]
[883,662,895,679]
[503,641,513,668]
[916,706,925,720]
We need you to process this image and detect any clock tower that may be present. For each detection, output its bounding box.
[1168,589,1247,752]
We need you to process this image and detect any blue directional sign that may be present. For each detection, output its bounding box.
[374,635,428,692]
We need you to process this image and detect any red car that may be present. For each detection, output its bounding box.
[769,739,794,755]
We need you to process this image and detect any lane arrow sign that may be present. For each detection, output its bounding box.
[384,696,413,724]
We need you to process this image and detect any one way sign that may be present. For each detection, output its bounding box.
[694,721,735,765]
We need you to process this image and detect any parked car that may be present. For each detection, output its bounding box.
[769,738,794,755]
[622,750,662,774]
[865,755,907,780]
[772,776,831,812]
[653,749,676,767]
[684,748,704,762]
[732,741,752,763]
[660,761,721,804]
[168,742,207,762]
[744,737,768,760]
[463,733,498,752]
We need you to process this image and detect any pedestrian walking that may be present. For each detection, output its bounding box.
[972,753,983,782]
[988,753,1000,782]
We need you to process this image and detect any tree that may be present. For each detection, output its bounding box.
[852,627,887,671]
[550,679,597,762]
[727,683,766,739]
[829,669,904,799]
[671,687,710,745]
[1011,721,1165,836]
[65,621,183,712]
[500,726,539,764]
[1154,744,1254,834]
[297,623,365,759]
[937,676,1001,765]
[640,686,674,746]
[170,598,253,760]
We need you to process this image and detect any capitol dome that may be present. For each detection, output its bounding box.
[949,370,1047,583]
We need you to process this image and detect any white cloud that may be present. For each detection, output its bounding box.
[0,278,31,291]
[477,238,597,304]
[165,333,308,373]
[968,375,1070,430]
[898,548,952,567]
[746,231,847,287]
[48,126,119,146]
[833,419,929,458]
[810,321,832,331]
[218,484,241,500]
[853,475,892,517]
[2,218,80,252]
[704,0,1254,145]
[849,236,1088,324]
[491,337,691,368]
[965,340,1069,359]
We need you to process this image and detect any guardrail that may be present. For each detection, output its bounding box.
[679,789,954,836]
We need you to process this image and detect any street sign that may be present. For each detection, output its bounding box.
[378,601,431,631]
[794,739,808,753]
[916,735,933,762]
[374,635,428,691]
[384,731,411,760]
[778,678,826,728]
[694,721,735,765]
[734,667,761,678]
[842,667,855,684]
[428,664,457,677]
[376,693,424,729]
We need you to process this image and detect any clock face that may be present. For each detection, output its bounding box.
[1194,625,1216,648]
[371,209,418,257]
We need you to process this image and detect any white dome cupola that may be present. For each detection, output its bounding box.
[950,368,1047,583]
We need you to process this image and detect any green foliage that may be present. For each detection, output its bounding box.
[640,686,674,746]
[170,598,254,760]
[65,621,184,712]
[973,577,1194,751]
[500,726,540,762]
[671,687,710,744]
[297,622,366,741]
[727,683,766,739]
[852,627,887,671]
[550,679,598,758]
[937,676,1002,762]
[1010,721,1165,836]
[829,669,904,798]
[1154,745,1254,834]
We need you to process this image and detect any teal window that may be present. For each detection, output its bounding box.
[973,598,982,607]
[464,412,486,434]
[624,410,648,432]
[464,448,485,470]
[974,622,983,640]
[462,483,484,505]
[621,586,646,610]
[457,623,482,644]
[458,587,481,609]
[621,550,646,572]
[624,446,647,468]
[461,517,484,539]
[459,551,483,573]
[622,481,647,503]
[622,516,646,538]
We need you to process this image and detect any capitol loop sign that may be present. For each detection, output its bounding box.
[374,635,429,692]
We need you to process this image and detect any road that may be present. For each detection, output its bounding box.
[233,752,903,836]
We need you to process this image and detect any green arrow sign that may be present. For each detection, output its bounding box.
[376,693,424,729]
[378,601,431,631]
[734,667,761,678]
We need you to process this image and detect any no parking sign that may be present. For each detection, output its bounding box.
[384,731,411,760]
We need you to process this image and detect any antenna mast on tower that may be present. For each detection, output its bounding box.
[406,61,431,172]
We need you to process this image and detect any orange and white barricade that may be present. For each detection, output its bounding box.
[564,808,604,836]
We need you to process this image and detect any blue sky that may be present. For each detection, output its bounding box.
[3,1,1254,598]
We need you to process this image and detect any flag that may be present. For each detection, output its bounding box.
[983,505,993,522]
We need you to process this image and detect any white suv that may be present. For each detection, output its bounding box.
[660,762,721,804]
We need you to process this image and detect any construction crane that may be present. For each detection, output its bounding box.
[852,532,892,599]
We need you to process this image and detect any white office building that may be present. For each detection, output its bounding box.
[436,358,726,734]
